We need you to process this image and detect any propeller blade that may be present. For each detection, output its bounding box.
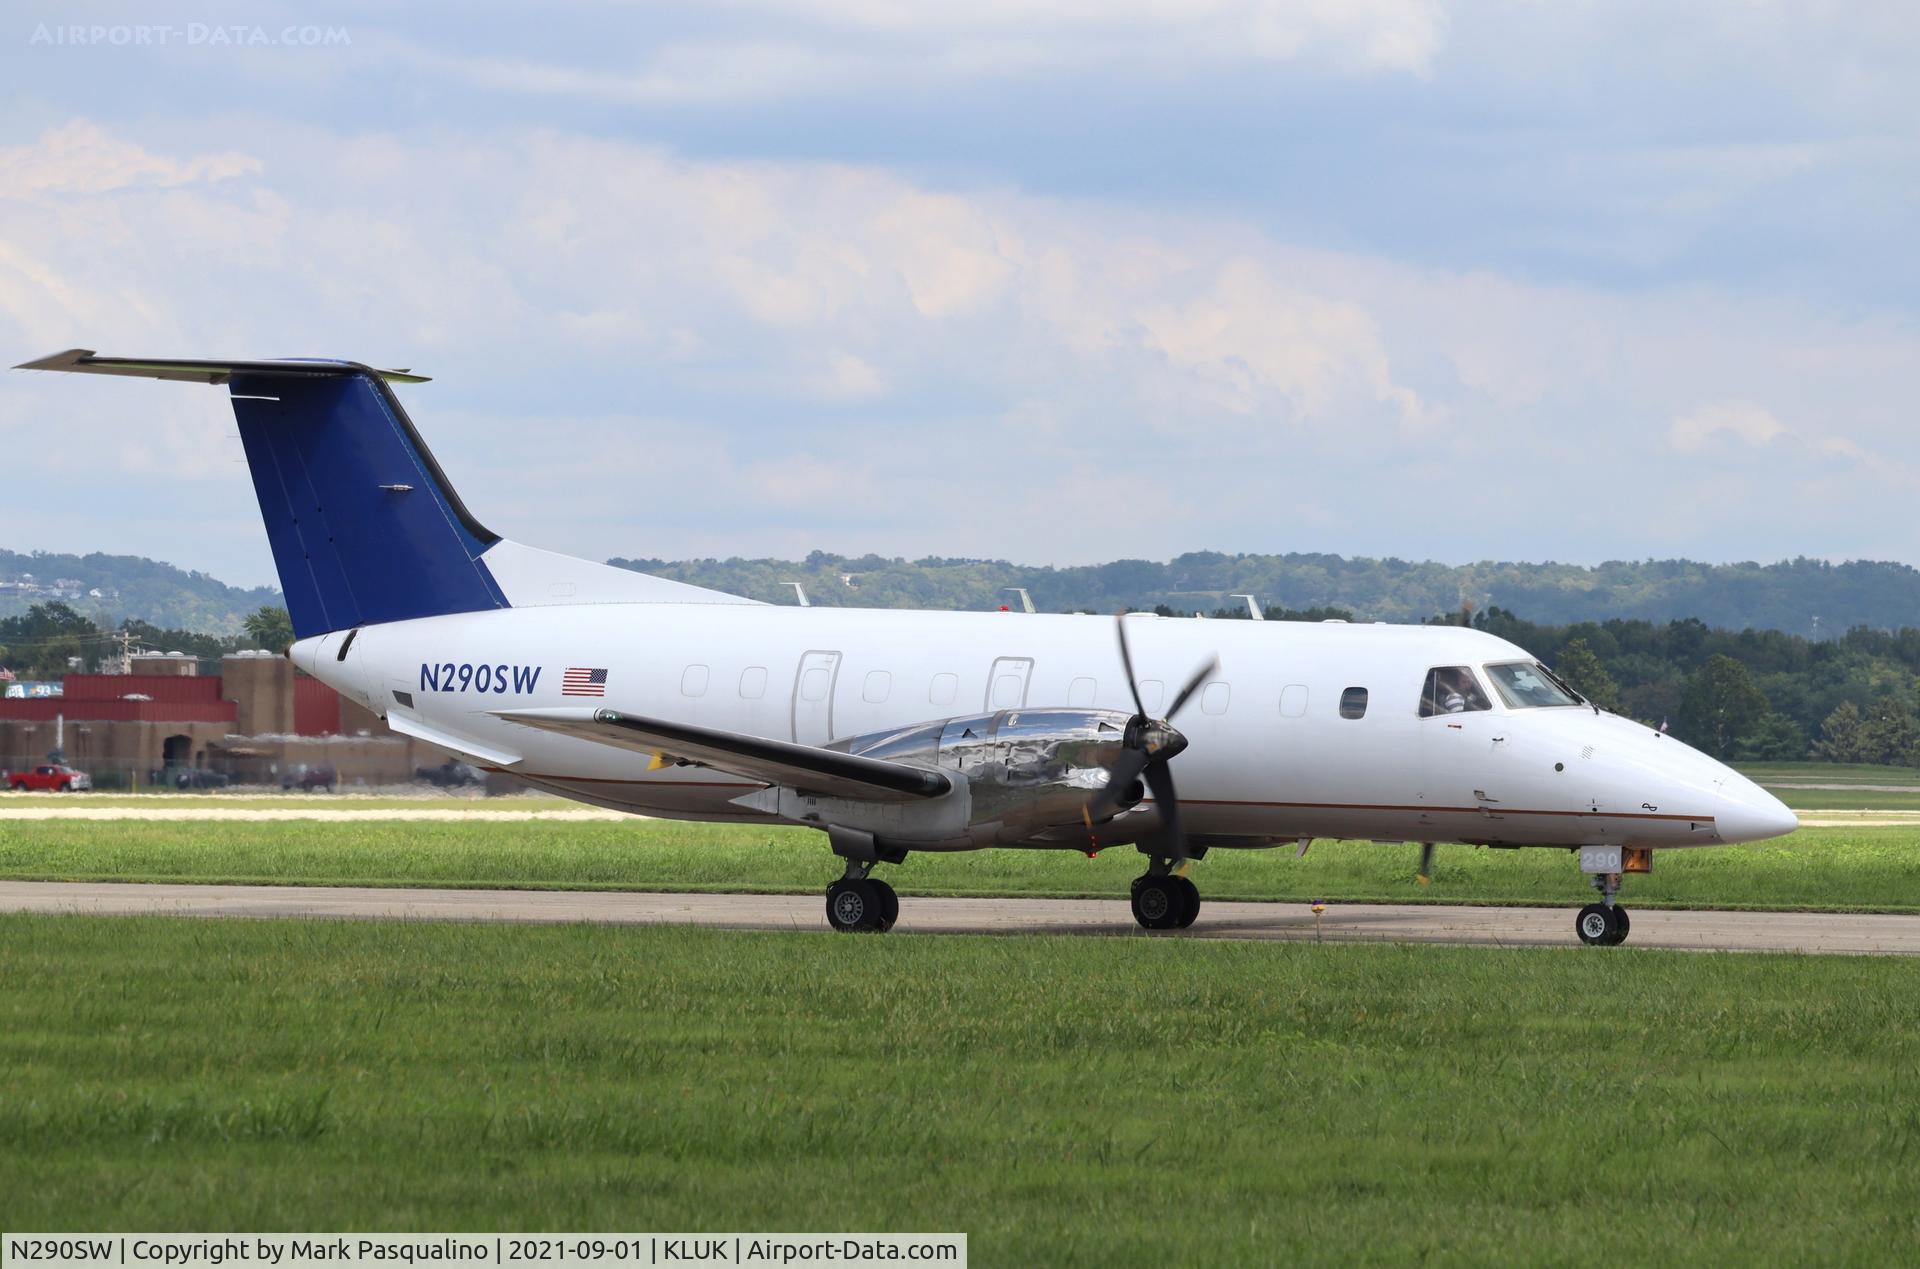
[1087,745,1151,819]
[1144,760,1184,857]
[1114,615,1147,719]
[1163,654,1220,722]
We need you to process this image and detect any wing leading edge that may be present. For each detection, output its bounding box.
[493,708,952,801]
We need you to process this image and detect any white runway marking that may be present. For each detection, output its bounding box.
[2,880,1916,955]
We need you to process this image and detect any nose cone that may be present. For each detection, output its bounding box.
[1714,771,1799,843]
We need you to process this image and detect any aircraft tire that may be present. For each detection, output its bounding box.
[1607,906,1630,945]
[1173,876,1200,929]
[1575,903,1621,946]
[869,879,899,931]
[826,878,885,933]
[1131,876,1187,931]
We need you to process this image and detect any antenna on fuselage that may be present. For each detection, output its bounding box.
[1230,594,1264,620]
[782,582,810,607]
[1003,587,1036,614]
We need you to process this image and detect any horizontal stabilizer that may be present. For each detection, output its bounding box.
[494,708,951,801]
[15,348,430,383]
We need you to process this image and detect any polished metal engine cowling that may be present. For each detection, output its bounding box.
[815,707,1147,848]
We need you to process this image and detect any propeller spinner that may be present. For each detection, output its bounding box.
[1087,614,1219,859]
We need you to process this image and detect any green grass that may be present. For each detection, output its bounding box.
[1773,787,1920,811]
[5,819,1920,913]
[0,792,568,811]
[1740,761,1920,785]
[2,916,1918,1261]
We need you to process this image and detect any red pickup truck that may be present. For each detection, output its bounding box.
[7,763,93,792]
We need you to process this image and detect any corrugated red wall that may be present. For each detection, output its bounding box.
[293,677,342,736]
[61,674,225,703]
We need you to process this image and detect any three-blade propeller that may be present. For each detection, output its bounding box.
[1088,615,1219,859]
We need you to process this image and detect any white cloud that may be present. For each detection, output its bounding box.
[396,0,1447,109]
[7,119,1920,582]
[1668,402,1790,454]
[0,121,258,200]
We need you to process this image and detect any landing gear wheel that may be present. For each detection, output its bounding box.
[826,878,886,933]
[1576,903,1623,946]
[1173,876,1200,928]
[1130,875,1189,931]
[869,879,899,931]
[1607,906,1630,946]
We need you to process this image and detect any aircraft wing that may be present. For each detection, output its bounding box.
[492,707,951,801]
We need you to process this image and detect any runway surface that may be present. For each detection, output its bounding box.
[2,880,1916,954]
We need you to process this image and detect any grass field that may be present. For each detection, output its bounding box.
[1738,761,1920,786]
[1773,787,1920,811]
[5,818,1920,913]
[3,915,1917,1261]
[0,791,566,812]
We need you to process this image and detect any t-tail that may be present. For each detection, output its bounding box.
[15,349,753,637]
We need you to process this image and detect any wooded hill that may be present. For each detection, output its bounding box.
[615,551,1915,636]
[8,546,1920,646]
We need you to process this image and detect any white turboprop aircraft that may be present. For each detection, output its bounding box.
[19,350,1799,944]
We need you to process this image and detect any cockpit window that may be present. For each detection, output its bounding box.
[1419,666,1492,718]
[1484,661,1584,709]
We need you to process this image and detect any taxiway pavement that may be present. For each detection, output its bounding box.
[1,880,1914,954]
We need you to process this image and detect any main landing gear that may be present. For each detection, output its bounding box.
[1575,867,1631,946]
[1130,854,1202,931]
[826,872,898,933]
[824,827,903,934]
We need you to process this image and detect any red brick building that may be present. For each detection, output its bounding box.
[0,652,448,789]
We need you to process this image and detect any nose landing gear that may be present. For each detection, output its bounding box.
[1575,866,1631,946]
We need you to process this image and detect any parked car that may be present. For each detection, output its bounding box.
[174,768,231,790]
[8,763,92,792]
[280,764,338,791]
[415,759,482,788]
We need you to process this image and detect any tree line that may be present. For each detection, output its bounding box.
[616,549,1920,636]
[0,602,291,680]
[1459,606,1920,764]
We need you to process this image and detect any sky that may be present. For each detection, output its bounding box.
[2,1,1918,588]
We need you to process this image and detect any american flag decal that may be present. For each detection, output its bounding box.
[562,667,609,697]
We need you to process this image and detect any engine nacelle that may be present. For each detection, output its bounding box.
[732,707,1147,850]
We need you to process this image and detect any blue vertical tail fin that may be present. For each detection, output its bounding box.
[15,350,508,638]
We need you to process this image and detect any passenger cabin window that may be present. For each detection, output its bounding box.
[799,667,831,702]
[680,664,709,698]
[1485,661,1583,709]
[739,666,767,699]
[1339,687,1368,719]
[1068,677,1097,707]
[1279,684,1308,717]
[1201,682,1230,715]
[863,670,892,703]
[929,673,958,706]
[1419,666,1492,717]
